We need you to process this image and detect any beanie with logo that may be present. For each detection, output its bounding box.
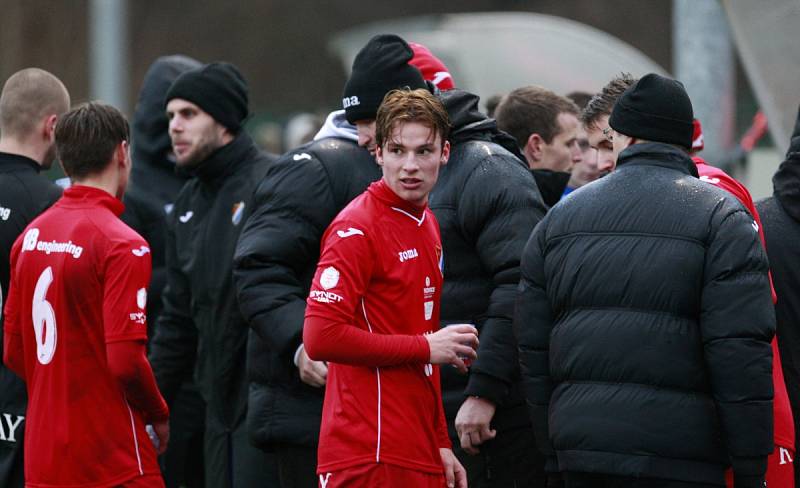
[609,73,694,149]
[165,62,249,133]
[342,34,428,124]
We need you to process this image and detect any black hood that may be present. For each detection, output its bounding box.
[773,152,800,222]
[130,55,201,200]
[440,89,526,162]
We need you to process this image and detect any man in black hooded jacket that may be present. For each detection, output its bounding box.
[147,62,278,487]
[335,35,548,487]
[757,106,800,486]
[122,55,205,488]
[515,73,774,488]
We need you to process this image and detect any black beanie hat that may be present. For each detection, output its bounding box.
[609,73,694,149]
[342,34,428,124]
[165,62,249,133]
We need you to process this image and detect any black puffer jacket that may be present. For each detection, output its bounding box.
[233,118,380,448]
[431,89,547,432]
[515,142,775,484]
[149,132,274,428]
[122,55,199,336]
[757,113,800,484]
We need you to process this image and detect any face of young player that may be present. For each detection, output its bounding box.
[166,98,230,168]
[376,121,450,207]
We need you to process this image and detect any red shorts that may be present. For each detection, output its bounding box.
[724,445,794,488]
[318,463,445,488]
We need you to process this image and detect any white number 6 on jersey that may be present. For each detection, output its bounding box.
[32,266,57,364]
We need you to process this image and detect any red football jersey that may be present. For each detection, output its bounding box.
[3,185,161,487]
[694,157,795,451]
[304,179,450,475]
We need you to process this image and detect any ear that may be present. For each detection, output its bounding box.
[117,141,131,169]
[440,141,450,166]
[43,114,58,142]
[375,145,384,167]
[525,133,544,162]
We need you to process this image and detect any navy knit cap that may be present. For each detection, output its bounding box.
[609,73,694,149]
[342,34,428,124]
[165,62,249,133]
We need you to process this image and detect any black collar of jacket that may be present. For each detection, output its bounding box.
[616,142,699,178]
[189,131,255,184]
[0,151,42,174]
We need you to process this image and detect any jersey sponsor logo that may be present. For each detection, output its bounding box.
[293,153,312,161]
[342,95,360,109]
[336,227,364,238]
[129,311,147,325]
[131,246,150,257]
[0,413,24,443]
[22,229,83,259]
[320,266,340,289]
[136,288,147,309]
[398,248,418,263]
[0,205,10,221]
[231,201,246,226]
[309,290,344,303]
[178,210,194,223]
[319,473,332,488]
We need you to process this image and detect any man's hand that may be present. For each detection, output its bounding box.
[298,346,328,387]
[425,324,479,374]
[150,419,170,455]
[439,447,468,488]
[455,396,497,455]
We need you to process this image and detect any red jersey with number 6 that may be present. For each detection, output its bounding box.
[2,185,160,487]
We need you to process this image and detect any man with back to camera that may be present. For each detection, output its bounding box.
[494,85,583,207]
[303,88,474,488]
[147,61,278,487]
[0,67,70,488]
[4,102,169,487]
[514,73,775,488]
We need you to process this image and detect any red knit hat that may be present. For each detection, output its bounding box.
[408,42,455,91]
[692,118,704,152]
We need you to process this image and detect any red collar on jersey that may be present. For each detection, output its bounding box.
[61,185,125,216]
[369,178,427,219]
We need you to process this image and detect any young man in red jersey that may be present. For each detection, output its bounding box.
[304,89,477,488]
[3,102,169,487]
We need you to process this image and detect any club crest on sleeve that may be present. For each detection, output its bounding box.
[320,266,340,290]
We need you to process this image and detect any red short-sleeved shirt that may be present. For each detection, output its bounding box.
[3,185,160,487]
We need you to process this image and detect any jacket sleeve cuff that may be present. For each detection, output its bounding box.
[731,456,768,478]
[463,372,507,406]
